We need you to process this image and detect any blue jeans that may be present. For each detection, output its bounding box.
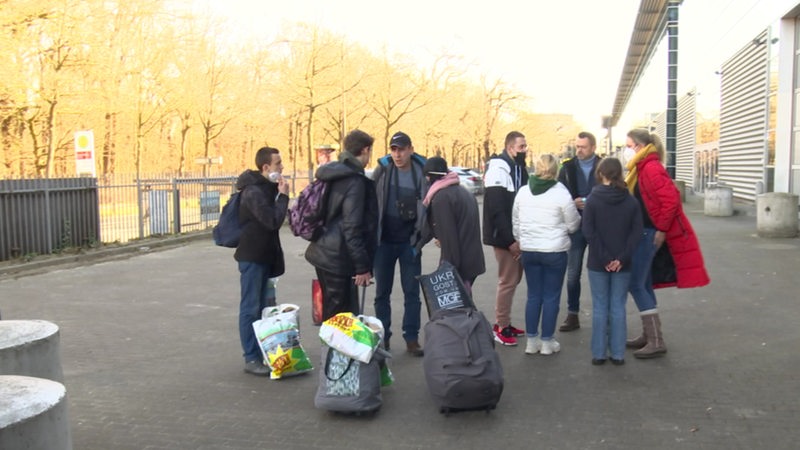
[589,270,630,360]
[373,242,422,343]
[521,251,568,340]
[238,261,275,362]
[629,228,658,312]
[565,230,588,314]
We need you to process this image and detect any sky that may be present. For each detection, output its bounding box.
[194,0,781,141]
[195,0,640,136]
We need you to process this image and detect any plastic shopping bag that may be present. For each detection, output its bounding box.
[252,303,313,379]
[318,313,382,364]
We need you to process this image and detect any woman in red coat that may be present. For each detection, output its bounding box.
[624,129,710,358]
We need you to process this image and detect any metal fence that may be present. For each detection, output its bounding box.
[95,173,238,245]
[1,177,100,260]
[0,172,315,262]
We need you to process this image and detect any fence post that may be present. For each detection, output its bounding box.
[136,177,144,240]
[172,178,180,235]
[44,181,53,254]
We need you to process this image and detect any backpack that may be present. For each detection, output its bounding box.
[213,191,244,248]
[288,179,329,241]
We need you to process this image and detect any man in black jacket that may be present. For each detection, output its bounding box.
[556,131,601,332]
[235,147,290,376]
[305,129,378,323]
[482,131,529,346]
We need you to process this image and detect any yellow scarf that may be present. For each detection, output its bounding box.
[624,144,658,194]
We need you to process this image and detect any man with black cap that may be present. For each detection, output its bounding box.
[371,131,428,356]
[420,156,485,291]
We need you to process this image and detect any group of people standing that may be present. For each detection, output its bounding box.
[486,129,709,365]
[230,126,709,376]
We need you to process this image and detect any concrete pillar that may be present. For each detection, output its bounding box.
[0,375,72,450]
[756,193,799,238]
[704,186,734,217]
[0,320,64,382]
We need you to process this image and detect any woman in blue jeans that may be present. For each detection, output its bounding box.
[582,158,642,365]
[512,154,581,355]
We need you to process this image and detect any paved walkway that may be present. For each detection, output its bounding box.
[1,194,799,449]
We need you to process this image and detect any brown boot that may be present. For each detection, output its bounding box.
[626,333,647,349]
[633,313,667,359]
[558,313,580,332]
[406,340,424,357]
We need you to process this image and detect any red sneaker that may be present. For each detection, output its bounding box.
[493,324,518,346]
[508,324,525,337]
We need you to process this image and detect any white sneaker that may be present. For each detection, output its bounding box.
[540,339,561,355]
[525,336,542,354]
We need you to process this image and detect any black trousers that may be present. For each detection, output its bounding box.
[315,267,360,322]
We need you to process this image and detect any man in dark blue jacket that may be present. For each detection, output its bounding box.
[235,147,289,376]
[371,131,427,356]
[557,131,602,332]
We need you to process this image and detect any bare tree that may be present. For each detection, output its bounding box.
[480,75,524,164]
[281,26,361,178]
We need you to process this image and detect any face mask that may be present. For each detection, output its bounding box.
[513,152,527,165]
[625,146,636,155]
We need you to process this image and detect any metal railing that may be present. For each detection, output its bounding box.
[1,172,315,261]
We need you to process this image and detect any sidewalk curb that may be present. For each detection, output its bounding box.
[0,232,211,281]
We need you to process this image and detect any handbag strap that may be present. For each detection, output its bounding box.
[324,347,355,382]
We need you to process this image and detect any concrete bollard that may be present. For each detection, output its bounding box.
[0,375,72,450]
[704,186,734,217]
[674,180,686,203]
[756,193,799,238]
[0,320,64,383]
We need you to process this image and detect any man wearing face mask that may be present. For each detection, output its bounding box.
[483,131,529,346]
[234,146,290,375]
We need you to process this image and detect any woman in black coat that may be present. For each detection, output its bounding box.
[420,157,486,292]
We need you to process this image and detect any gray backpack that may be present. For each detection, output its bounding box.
[422,307,504,414]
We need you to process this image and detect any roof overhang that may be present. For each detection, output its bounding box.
[610,0,680,127]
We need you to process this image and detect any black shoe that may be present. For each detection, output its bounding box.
[591,358,607,366]
[610,358,625,366]
[244,361,270,376]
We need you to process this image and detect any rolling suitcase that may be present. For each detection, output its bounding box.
[422,306,504,415]
[314,284,391,415]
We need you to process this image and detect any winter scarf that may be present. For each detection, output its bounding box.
[422,171,460,206]
[528,175,557,195]
[624,144,658,194]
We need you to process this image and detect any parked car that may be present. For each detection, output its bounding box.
[450,166,484,195]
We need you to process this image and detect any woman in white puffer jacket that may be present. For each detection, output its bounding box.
[513,154,581,356]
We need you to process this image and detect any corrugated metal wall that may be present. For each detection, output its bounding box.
[719,29,770,202]
[0,178,100,261]
[676,90,697,185]
[654,112,666,143]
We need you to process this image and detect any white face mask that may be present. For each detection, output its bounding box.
[624,146,636,156]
